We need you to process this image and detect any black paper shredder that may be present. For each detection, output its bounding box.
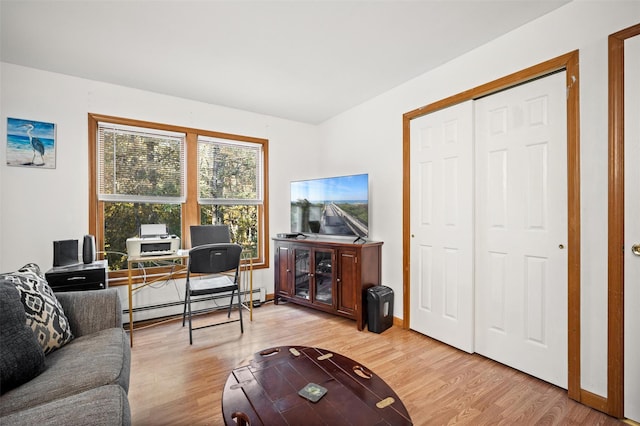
[367,285,394,333]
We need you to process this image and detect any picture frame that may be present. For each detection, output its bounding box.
[6,117,56,169]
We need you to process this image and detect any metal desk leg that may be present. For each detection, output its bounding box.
[128,260,133,347]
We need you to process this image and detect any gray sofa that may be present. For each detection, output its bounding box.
[0,289,131,425]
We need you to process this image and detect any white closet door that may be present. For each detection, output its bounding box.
[474,72,568,388]
[409,100,474,353]
[624,34,640,423]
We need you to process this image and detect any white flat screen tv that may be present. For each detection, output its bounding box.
[290,173,369,238]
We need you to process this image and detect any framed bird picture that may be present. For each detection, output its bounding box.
[6,117,56,169]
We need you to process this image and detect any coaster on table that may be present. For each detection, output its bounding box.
[298,383,327,403]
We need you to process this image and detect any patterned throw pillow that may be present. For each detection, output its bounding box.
[0,263,73,355]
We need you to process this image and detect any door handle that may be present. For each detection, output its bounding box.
[632,244,640,256]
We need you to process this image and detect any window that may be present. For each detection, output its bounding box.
[96,123,185,271]
[198,136,263,258]
[89,114,269,282]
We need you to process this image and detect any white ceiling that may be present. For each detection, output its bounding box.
[1,1,570,124]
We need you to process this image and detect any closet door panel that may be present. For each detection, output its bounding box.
[475,71,568,388]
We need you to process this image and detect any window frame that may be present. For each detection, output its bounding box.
[88,113,270,285]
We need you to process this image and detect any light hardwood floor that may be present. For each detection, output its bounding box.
[128,301,622,425]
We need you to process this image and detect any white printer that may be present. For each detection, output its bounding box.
[126,224,181,257]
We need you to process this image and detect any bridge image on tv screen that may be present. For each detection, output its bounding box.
[290,174,369,238]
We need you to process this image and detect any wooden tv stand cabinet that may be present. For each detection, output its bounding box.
[273,237,383,330]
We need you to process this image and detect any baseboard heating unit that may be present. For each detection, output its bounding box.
[124,287,265,325]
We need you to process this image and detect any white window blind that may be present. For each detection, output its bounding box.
[97,122,186,203]
[197,136,263,205]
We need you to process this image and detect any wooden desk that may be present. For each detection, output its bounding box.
[222,346,412,425]
[126,250,189,347]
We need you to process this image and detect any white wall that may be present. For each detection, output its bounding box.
[2,0,638,400]
[318,0,639,400]
[0,61,3,261]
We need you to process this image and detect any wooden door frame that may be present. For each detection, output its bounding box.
[402,51,582,402]
[608,22,640,419]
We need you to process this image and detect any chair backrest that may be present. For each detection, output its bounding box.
[188,243,242,275]
[190,225,231,248]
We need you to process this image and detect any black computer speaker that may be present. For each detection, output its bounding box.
[82,235,96,264]
[53,239,79,267]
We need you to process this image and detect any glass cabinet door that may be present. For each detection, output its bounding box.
[294,247,310,299]
[313,250,333,305]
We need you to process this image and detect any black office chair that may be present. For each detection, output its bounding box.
[182,243,243,344]
[190,225,230,248]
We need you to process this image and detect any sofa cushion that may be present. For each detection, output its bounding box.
[0,384,131,426]
[0,280,46,394]
[0,263,73,354]
[55,289,123,337]
[0,327,130,416]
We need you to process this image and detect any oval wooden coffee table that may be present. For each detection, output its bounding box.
[222,345,412,425]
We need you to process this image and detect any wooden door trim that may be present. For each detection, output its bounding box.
[608,22,640,419]
[402,50,582,401]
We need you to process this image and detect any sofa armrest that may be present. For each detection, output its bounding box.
[54,289,123,338]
